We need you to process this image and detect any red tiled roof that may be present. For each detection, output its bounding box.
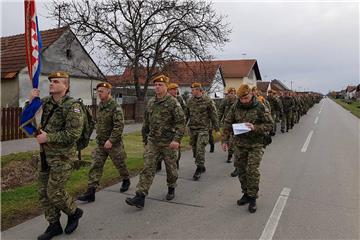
[1,26,69,79]
[107,61,220,87]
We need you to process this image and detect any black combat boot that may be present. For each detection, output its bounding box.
[237,194,250,206]
[166,187,175,200]
[38,221,63,240]
[227,154,232,163]
[200,165,206,173]
[64,208,83,234]
[270,131,275,136]
[156,160,162,172]
[77,187,96,202]
[248,197,257,213]
[120,178,130,193]
[125,192,145,208]
[209,144,215,153]
[230,168,239,177]
[176,160,179,169]
[193,166,202,181]
[281,129,285,133]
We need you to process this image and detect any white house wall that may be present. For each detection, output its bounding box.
[207,69,225,99]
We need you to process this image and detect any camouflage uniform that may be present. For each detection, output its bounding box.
[186,95,219,168]
[156,94,186,170]
[137,94,185,195]
[281,94,295,131]
[87,98,129,189]
[38,95,84,224]
[222,97,273,198]
[218,96,237,158]
[266,94,283,135]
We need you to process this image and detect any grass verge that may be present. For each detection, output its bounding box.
[331,97,360,118]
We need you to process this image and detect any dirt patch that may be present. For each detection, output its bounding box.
[1,155,38,190]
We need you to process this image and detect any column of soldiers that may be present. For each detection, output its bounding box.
[32,71,322,239]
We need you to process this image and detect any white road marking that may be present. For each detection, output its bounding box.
[301,130,314,152]
[259,188,292,240]
[314,116,319,124]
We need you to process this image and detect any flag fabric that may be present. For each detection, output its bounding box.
[20,0,43,136]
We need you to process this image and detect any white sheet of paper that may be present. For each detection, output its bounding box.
[232,123,251,135]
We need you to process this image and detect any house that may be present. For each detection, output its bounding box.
[356,85,360,101]
[210,59,262,89]
[270,79,290,92]
[256,81,271,94]
[345,85,357,100]
[1,26,105,107]
[108,61,226,99]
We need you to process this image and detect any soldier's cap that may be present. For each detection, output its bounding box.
[237,84,251,97]
[227,87,236,93]
[48,71,69,80]
[168,83,179,90]
[96,82,112,89]
[152,74,170,84]
[191,82,202,89]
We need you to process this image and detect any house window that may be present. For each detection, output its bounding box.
[66,49,72,59]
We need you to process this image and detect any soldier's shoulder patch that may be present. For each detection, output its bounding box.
[73,108,81,113]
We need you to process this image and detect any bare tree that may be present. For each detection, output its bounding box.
[48,0,230,100]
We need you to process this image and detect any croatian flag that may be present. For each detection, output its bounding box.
[20,0,43,136]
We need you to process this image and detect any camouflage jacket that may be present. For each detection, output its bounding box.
[222,97,273,147]
[186,95,219,131]
[40,95,84,156]
[142,94,185,146]
[218,96,237,123]
[96,98,124,145]
[281,96,295,113]
[176,95,187,113]
[267,95,283,114]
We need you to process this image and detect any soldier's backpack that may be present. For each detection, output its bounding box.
[75,98,95,151]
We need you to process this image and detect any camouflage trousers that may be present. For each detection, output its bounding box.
[284,111,293,130]
[208,129,214,147]
[157,147,181,166]
[88,142,129,189]
[280,114,286,131]
[233,145,264,198]
[271,112,277,134]
[189,129,209,167]
[137,141,178,195]
[38,154,77,224]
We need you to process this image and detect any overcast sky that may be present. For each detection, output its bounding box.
[1,0,359,94]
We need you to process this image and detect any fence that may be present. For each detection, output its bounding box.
[1,104,136,141]
[1,107,27,141]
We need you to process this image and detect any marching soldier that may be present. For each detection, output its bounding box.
[30,71,84,240]
[218,87,237,164]
[186,83,220,181]
[125,74,185,208]
[156,83,186,171]
[78,82,130,203]
[222,84,273,213]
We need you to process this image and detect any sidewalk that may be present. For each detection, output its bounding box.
[0,123,142,156]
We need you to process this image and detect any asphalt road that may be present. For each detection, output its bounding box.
[2,98,359,239]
